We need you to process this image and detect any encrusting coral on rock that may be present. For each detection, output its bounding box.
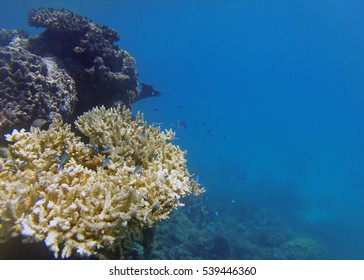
[0,106,203,259]
[0,38,77,139]
[0,8,161,137]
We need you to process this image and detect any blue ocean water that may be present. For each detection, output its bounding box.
[1,0,364,259]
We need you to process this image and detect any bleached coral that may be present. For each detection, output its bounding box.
[0,106,203,258]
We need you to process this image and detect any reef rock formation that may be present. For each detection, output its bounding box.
[0,106,203,259]
[0,29,28,46]
[26,8,140,113]
[0,38,77,139]
[0,8,160,137]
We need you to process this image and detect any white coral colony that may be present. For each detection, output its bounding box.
[0,106,203,258]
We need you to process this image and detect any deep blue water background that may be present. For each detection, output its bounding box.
[1,0,364,259]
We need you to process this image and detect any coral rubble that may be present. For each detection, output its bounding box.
[0,106,203,259]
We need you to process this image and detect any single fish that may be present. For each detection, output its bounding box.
[35,170,42,174]
[196,175,200,184]
[0,147,10,158]
[59,152,68,166]
[31,119,47,129]
[34,197,41,204]
[56,164,63,171]
[164,175,169,179]
[176,120,186,130]
[133,165,141,174]
[101,157,111,168]
[101,146,111,153]
[55,152,68,171]
[19,161,26,167]
[51,153,59,160]
[153,153,159,160]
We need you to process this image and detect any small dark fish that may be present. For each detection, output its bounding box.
[153,108,158,113]
[56,164,63,171]
[34,197,41,204]
[196,175,200,184]
[101,146,111,153]
[101,157,111,168]
[51,153,59,160]
[19,161,26,167]
[153,153,159,160]
[176,120,186,130]
[18,196,23,202]
[155,203,159,210]
[133,165,141,174]
[35,170,42,174]
[164,175,169,179]
[187,208,191,215]
[59,152,68,166]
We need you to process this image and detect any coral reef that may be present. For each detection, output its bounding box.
[0,106,203,258]
[152,195,325,260]
[0,40,77,139]
[0,8,161,137]
[26,8,141,112]
[0,29,28,46]
[273,237,325,260]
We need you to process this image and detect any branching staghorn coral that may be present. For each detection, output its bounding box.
[0,106,203,258]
